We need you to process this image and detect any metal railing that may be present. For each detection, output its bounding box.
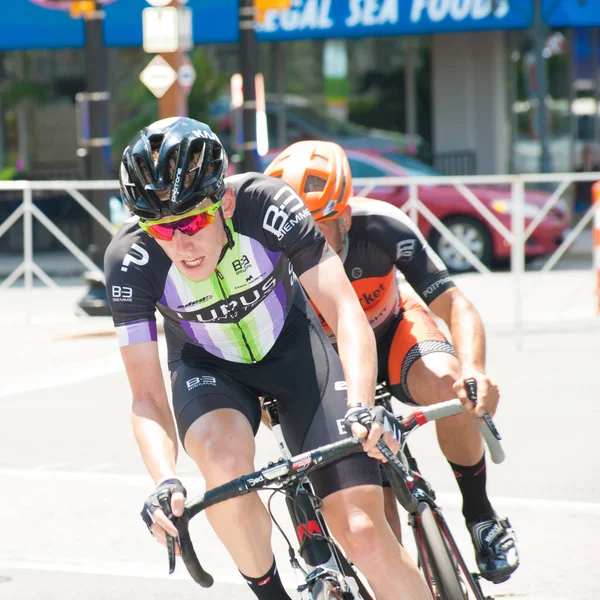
[0,173,599,341]
[353,171,600,345]
[0,180,119,290]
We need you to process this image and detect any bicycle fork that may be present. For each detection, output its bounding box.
[262,398,359,597]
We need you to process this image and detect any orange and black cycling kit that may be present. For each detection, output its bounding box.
[313,198,457,405]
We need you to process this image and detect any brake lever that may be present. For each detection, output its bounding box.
[158,492,177,575]
[464,378,502,441]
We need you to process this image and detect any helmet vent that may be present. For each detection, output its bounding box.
[304,175,327,193]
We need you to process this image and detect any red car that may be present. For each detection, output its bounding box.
[342,150,571,272]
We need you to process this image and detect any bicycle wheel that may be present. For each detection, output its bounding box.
[414,502,467,600]
[435,513,487,600]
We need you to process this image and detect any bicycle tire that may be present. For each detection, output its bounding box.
[415,502,467,600]
[435,513,487,600]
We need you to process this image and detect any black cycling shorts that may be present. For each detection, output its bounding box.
[169,305,380,499]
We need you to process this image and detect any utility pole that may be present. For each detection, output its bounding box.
[157,0,188,119]
[239,0,259,172]
[140,0,193,118]
[70,0,113,267]
[533,0,553,173]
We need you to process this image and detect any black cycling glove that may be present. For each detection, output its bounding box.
[140,478,187,534]
[344,404,402,443]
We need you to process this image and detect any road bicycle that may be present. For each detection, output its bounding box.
[161,380,503,599]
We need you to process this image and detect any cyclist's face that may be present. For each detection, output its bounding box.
[317,206,351,257]
[154,188,236,281]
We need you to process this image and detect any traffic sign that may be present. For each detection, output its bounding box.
[177,54,196,96]
[139,55,178,99]
[142,6,193,53]
[146,0,189,6]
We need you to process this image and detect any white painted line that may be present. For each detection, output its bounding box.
[0,558,301,588]
[31,462,72,471]
[2,466,599,516]
[0,467,204,488]
[433,492,600,516]
[81,462,118,472]
[0,354,124,399]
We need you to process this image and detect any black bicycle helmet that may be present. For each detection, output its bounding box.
[120,117,228,221]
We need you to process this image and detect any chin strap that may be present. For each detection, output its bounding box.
[217,206,235,265]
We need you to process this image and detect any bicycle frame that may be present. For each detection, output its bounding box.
[169,396,503,593]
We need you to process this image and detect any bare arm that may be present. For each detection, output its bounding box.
[429,287,486,373]
[300,255,377,408]
[429,287,499,416]
[121,341,179,484]
[300,256,398,458]
[120,341,183,544]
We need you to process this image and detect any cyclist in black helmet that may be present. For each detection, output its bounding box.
[105,117,431,600]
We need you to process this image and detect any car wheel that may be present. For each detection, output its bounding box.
[430,217,493,273]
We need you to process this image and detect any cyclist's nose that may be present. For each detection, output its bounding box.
[173,229,193,254]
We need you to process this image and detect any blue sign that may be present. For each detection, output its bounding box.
[544,0,600,27]
[6,0,600,51]
[1,2,84,49]
[0,0,239,50]
[256,0,533,41]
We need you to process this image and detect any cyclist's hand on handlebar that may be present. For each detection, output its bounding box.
[140,478,187,554]
[344,405,402,461]
[453,373,500,418]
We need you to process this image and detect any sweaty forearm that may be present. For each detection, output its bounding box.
[132,397,180,484]
[334,306,377,406]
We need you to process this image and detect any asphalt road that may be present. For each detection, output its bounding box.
[1,274,599,599]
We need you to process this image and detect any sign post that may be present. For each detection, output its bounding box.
[141,0,193,119]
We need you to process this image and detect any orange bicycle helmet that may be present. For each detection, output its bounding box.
[264,140,352,221]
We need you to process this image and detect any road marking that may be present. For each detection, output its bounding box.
[0,557,302,588]
[1,347,170,400]
[81,462,118,472]
[31,462,71,471]
[0,467,204,488]
[434,492,600,516]
[1,466,599,515]
[0,355,124,399]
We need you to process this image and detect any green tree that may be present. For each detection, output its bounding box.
[112,48,228,154]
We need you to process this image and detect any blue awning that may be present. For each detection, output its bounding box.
[0,0,239,50]
[2,1,598,51]
[544,0,600,28]
[255,0,532,40]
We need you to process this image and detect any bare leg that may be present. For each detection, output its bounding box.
[184,408,274,577]
[406,353,484,466]
[382,487,403,545]
[322,484,432,600]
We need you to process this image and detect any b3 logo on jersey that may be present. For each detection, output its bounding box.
[263,186,310,240]
[232,255,251,274]
[111,286,133,302]
[121,243,149,272]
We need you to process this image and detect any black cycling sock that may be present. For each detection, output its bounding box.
[449,454,495,525]
[240,558,292,600]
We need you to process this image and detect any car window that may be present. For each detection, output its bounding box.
[382,152,443,177]
[347,157,388,178]
[288,106,366,138]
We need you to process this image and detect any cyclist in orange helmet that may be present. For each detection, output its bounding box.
[265,140,519,585]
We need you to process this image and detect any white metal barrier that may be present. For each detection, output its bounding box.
[0,180,119,289]
[0,174,599,340]
[353,171,600,345]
